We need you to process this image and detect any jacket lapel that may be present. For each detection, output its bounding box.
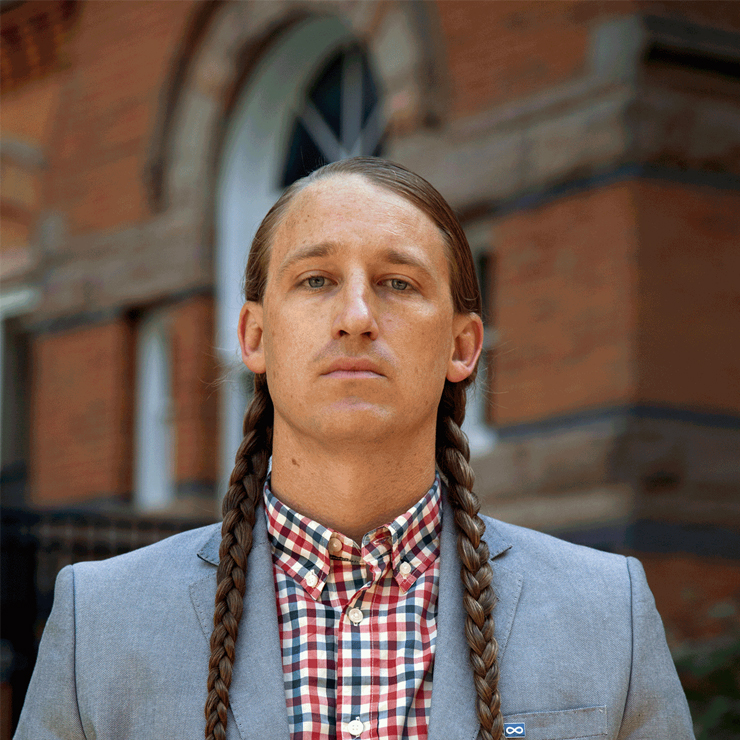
[190,512,291,740]
[189,493,522,740]
[428,495,523,740]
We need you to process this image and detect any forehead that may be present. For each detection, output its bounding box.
[268,174,449,276]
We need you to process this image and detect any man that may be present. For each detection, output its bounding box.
[16,158,694,739]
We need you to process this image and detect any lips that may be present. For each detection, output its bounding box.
[323,358,384,377]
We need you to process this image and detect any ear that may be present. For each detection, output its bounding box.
[447,313,484,383]
[238,301,266,374]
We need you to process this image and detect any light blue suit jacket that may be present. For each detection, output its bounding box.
[15,495,695,739]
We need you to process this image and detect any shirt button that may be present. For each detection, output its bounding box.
[399,561,412,576]
[347,719,364,736]
[305,571,318,588]
[328,537,342,554]
[348,607,364,625]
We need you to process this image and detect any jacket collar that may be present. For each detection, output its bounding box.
[197,525,219,566]
[190,491,522,740]
[427,494,522,740]
[191,510,292,740]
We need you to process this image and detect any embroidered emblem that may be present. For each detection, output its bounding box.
[503,723,525,737]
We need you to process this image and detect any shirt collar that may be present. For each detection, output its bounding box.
[263,473,442,598]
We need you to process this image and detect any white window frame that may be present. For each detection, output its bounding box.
[462,222,498,457]
[215,17,384,501]
[133,307,175,511]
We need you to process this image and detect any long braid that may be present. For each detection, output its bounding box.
[208,156,498,736]
[205,374,273,740]
[436,380,503,740]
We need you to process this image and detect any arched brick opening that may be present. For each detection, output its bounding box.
[143,0,443,496]
[146,0,444,225]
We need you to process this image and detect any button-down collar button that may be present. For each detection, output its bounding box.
[399,561,412,576]
[347,719,364,736]
[328,537,342,554]
[305,571,318,588]
[348,607,364,625]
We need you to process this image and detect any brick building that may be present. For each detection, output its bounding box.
[2,0,739,734]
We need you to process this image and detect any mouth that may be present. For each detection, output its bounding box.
[322,358,385,378]
[323,369,383,379]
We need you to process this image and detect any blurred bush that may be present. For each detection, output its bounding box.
[676,636,740,740]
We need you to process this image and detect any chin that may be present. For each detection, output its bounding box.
[313,402,401,443]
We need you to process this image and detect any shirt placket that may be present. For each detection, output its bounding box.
[335,534,391,740]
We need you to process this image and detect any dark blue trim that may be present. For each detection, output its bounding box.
[493,164,640,218]
[175,479,216,500]
[627,519,740,560]
[627,404,740,430]
[551,523,630,554]
[28,285,214,336]
[497,405,625,439]
[553,519,740,560]
[461,164,740,223]
[497,404,740,439]
[28,306,126,336]
[640,164,740,191]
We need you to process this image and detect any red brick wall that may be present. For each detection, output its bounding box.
[171,295,219,487]
[640,553,740,644]
[29,296,221,508]
[0,72,64,275]
[30,318,135,506]
[42,0,194,235]
[491,179,740,427]
[435,0,633,118]
[492,183,638,426]
[636,181,740,415]
[434,0,740,122]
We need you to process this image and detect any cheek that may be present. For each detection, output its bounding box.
[263,308,315,380]
[390,314,453,380]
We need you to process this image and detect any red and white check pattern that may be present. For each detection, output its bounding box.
[264,475,442,740]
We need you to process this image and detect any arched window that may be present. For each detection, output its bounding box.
[216,18,385,497]
[281,44,383,186]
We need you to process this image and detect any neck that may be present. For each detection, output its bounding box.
[269,425,437,543]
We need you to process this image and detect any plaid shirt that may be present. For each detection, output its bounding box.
[264,475,442,740]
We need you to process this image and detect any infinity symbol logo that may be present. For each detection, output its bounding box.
[503,723,525,737]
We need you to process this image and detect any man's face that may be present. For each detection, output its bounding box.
[239,174,481,448]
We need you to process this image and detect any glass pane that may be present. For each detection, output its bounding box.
[361,52,378,127]
[281,117,327,187]
[309,51,343,140]
[280,44,382,188]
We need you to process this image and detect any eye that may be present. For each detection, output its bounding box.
[389,278,410,291]
[305,276,326,289]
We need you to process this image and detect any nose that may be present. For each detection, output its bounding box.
[331,277,379,340]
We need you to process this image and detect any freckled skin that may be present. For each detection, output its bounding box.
[238,175,482,540]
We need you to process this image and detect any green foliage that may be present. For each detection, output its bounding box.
[675,637,740,740]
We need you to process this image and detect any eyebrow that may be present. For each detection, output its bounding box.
[277,242,436,280]
[380,247,435,279]
[276,242,338,279]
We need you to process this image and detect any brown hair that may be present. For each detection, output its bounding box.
[206,157,502,740]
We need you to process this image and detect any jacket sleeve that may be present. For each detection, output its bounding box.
[14,565,88,740]
[617,556,695,739]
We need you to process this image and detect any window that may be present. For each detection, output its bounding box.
[281,44,383,187]
[462,226,498,455]
[217,19,386,495]
[0,318,30,506]
[133,308,175,511]
[0,286,38,506]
